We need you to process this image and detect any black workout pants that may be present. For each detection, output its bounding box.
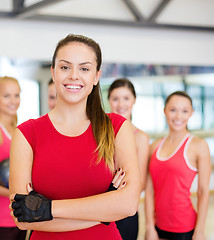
[116,212,138,240]
[0,227,26,240]
[155,226,194,240]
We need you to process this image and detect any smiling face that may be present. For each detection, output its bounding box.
[51,42,101,105]
[164,95,193,132]
[108,86,136,120]
[0,80,21,117]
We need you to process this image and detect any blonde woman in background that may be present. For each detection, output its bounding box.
[0,76,26,239]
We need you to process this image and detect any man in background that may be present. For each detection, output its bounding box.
[48,78,57,110]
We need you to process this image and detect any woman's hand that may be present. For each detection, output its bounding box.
[111,168,126,189]
[10,184,53,223]
[192,231,206,240]
[145,226,159,240]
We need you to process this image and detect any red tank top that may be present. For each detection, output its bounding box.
[149,133,197,232]
[17,113,125,240]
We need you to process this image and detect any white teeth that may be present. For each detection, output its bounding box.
[117,109,126,114]
[65,85,81,89]
[8,106,17,110]
[174,121,182,125]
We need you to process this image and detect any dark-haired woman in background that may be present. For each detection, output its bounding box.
[108,78,149,240]
[47,78,57,110]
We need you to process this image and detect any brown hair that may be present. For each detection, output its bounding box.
[48,78,54,86]
[108,78,136,99]
[0,76,20,128]
[52,34,115,171]
[165,91,192,107]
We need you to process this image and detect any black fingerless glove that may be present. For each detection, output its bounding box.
[101,183,118,226]
[12,190,53,223]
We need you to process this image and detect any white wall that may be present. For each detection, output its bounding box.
[0,18,214,66]
[1,18,214,115]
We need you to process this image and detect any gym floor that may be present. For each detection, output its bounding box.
[138,191,214,240]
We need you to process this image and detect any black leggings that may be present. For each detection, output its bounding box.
[0,227,26,240]
[155,226,194,240]
[116,212,138,240]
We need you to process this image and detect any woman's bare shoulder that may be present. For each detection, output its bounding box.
[135,128,149,142]
[189,135,210,153]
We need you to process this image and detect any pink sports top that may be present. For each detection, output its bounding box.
[149,133,197,233]
[0,124,11,161]
[0,124,16,227]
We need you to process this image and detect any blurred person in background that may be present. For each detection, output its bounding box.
[0,76,26,239]
[48,78,57,110]
[145,91,211,240]
[108,78,149,240]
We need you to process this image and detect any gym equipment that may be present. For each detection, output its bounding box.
[0,158,10,188]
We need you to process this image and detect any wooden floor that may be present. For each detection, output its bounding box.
[137,192,214,240]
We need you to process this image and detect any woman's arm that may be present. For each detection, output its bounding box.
[10,169,126,231]
[135,131,149,191]
[52,120,141,222]
[9,129,100,231]
[145,174,159,240]
[12,217,99,232]
[144,140,160,240]
[0,185,9,197]
[192,138,211,240]
[10,121,140,228]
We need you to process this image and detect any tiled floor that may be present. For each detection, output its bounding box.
[138,192,214,240]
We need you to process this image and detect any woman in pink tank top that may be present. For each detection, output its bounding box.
[0,77,26,239]
[145,91,211,240]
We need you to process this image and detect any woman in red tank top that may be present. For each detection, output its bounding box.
[9,34,141,240]
[145,91,211,240]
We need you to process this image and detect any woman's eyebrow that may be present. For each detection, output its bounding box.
[59,60,92,65]
[59,59,71,64]
[79,62,92,65]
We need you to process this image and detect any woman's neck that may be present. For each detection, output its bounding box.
[167,129,189,143]
[48,102,90,137]
[50,100,88,125]
[0,115,15,135]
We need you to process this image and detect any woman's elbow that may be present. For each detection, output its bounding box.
[197,186,209,199]
[127,205,138,217]
[125,202,138,217]
[124,192,140,217]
